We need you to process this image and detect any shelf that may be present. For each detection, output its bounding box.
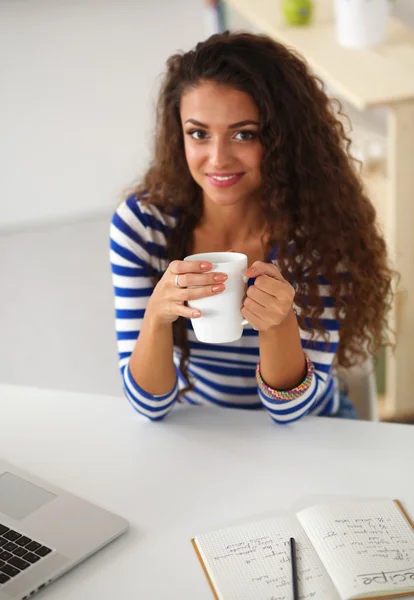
[224,0,414,109]
[379,396,414,423]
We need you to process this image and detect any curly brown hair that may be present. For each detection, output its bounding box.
[133,31,394,399]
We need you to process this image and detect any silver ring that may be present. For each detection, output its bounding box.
[175,274,184,288]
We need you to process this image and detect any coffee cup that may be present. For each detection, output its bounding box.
[184,251,249,344]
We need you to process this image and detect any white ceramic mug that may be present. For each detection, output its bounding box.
[333,0,389,49]
[184,251,249,344]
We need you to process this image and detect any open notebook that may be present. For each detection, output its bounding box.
[192,499,414,600]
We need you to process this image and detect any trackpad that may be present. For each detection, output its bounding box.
[0,472,56,520]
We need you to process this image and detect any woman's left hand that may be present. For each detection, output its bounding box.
[242,261,295,332]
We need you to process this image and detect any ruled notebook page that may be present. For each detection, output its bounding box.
[194,513,341,600]
[297,500,414,600]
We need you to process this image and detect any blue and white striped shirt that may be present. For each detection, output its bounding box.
[110,195,342,423]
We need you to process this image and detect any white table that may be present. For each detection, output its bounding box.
[1,384,413,599]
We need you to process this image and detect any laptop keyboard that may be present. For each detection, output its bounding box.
[0,523,53,586]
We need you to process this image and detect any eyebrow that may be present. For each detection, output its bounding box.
[184,118,259,129]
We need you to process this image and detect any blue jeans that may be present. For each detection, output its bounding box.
[328,390,359,419]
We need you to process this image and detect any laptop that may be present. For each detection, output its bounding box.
[0,459,129,599]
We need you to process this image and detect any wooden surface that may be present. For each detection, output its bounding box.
[224,0,414,110]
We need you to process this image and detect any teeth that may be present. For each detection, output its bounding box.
[211,175,237,181]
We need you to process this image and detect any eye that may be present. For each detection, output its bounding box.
[186,129,209,141]
[234,130,258,142]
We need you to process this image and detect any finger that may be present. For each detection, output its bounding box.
[174,304,202,320]
[246,284,277,309]
[243,296,277,323]
[241,305,263,331]
[169,260,213,274]
[176,271,228,288]
[245,261,284,281]
[253,275,293,299]
[178,283,226,302]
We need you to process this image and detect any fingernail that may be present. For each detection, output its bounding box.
[200,263,211,270]
[192,311,201,317]
[212,284,224,293]
[214,274,227,282]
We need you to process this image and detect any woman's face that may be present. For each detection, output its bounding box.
[180,80,263,208]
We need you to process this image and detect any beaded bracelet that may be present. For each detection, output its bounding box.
[256,353,314,402]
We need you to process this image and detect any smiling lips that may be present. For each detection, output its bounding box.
[206,172,245,188]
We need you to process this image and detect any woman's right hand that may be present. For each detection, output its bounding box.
[146,260,227,325]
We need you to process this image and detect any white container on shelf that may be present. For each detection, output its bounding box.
[333,0,390,49]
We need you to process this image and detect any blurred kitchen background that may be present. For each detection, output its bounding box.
[1,0,413,422]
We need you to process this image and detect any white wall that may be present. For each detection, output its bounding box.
[0,0,205,230]
[1,0,413,231]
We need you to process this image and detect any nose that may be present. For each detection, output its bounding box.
[210,137,232,169]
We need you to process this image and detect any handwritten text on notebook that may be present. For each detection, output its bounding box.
[318,516,414,587]
[194,500,414,600]
[204,517,338,599]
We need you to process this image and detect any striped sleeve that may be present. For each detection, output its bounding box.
[110,196,178,420]
[258,279,342,424]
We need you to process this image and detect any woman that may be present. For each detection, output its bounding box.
[110,32,393,423]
